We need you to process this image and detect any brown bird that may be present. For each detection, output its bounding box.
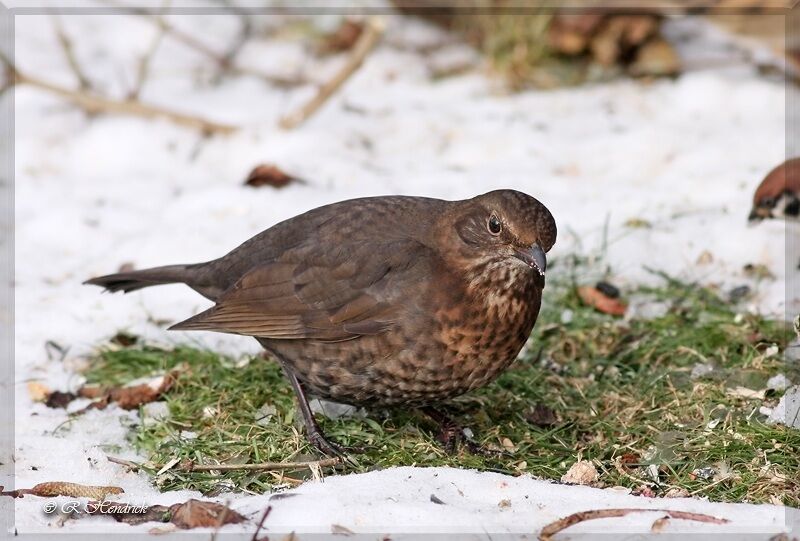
[86,190,556,456]
[749,157,800,222]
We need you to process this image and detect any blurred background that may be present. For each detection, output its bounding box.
[4,1,794,354]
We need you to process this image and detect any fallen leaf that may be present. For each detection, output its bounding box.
[27,381,51,402]
[629,38,680,77]
[319,19,365,55]
[3,482,123,499]
[169,499,246,529]
[650,516,670,532]
[726,386,766,400]
[561,460,599,486]
[619,452,640,471]
[45,391,77,409]
[430,494,445,505]
[110,331,138,347]
[525,403,559,427]
[696,250,714,265]
[577,286,627,316]
[110,365,185,410]
[245,164,303,189]
[664,487,690,498]
[547,13,605,55]
[498,498,512,509]
[331,523,355,535]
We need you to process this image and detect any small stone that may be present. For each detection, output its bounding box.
[497,499,512,509]
[767,386,800,429]
[691,466,716,481]
[664,487,690,498]
[560,309,574,324]
[690,363,715,380]
[767,374,791,392]
[561,460,598,485]
[729,285,751,303]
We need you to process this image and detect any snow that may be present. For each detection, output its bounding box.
[4,6,797,537]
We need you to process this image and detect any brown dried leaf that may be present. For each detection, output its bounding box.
[169,499,246,529]
[525,403,559,427]
[548,14,605,55]
[27,381,51,402]
[109,366,183,410]
[650,516,671,532]
[319,19,365,55]
[45,391,77,409]
[331,523,356,535]
[561,460,599,486]
[8,482,123,499]
[577,286,628,316]
[245,164,302,189]
[629,38,680,77]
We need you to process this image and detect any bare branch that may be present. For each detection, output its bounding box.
[5,54,236,135]
[129,18,167,99]
[51,15,93,91]
[279,17,385,130]
[103,0,304,88]
[539,508,729,541]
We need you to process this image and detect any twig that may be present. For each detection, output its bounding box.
[51,15,93,91]
[1,52,236,135]
[279,17,385,130]
[102,0,304,88]
[217,0,252,73]
[129,4,169,99]
[538,508,729,540]
[106,455,142,471]
[177,457,340,472]
[250,506,272,541]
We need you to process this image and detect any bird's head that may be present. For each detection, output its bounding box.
[442,190,556,288]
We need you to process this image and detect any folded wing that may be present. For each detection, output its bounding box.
[170,238,430,342]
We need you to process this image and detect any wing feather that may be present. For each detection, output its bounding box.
[169,238,429,341]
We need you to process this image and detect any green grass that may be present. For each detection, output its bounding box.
[81,272,798,505]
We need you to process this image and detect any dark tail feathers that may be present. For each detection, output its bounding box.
[84,264,196,294]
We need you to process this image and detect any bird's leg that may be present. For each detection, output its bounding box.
[279,362,361,459]
[422,406,488,456]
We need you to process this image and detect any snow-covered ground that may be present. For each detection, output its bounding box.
[4,6,798,537]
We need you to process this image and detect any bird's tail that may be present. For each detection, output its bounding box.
[84,264,197,294]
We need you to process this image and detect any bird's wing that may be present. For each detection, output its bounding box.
[169,237,431,342]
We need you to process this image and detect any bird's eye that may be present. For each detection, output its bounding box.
[487,215,502,235]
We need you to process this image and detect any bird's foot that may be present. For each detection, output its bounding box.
[306,425,366,464]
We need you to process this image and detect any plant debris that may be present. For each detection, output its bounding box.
[245,164,304,189]
[538,508,729,541]
[104,499,246,529]
[318,19,365,55]
[577,285,627,316]
[561,460,598,486]
[1,482,123,499]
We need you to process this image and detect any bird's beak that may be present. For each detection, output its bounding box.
[514,243,547,278]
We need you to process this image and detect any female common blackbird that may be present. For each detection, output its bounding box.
[86,190,556,456]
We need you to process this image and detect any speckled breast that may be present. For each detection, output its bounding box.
[274,263,543,408]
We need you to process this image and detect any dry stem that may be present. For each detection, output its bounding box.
[539,508,729,540]
[279,17,385,130]
[1,52,236,135]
